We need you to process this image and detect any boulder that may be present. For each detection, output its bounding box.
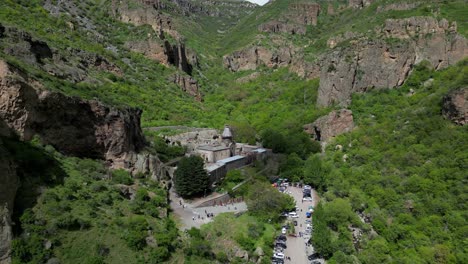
[442,88,467,125]
[303,109,354,142]
[234,249,249,260]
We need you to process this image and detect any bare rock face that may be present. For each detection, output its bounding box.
[318,39,415,107]
[376,2,420,13]
[0,60,146,162]
[442,88,467,125]
[223,46,294,72]
[171,74,202,101]
[258,2,320,35]
[303,109,354,142]
[349,0,374,9]
[0,24,121,83]
[288,2,321,26]
[0,138,17,264]
[258,21,306,35]
[318,17,468,107]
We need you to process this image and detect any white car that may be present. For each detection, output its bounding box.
[281,227,287,234]
[289,212,299,218]
[273,252,285,259]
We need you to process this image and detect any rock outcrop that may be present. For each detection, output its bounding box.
[0,60,146,161]
[442,88,467,125]
[317,17,468,107]
[0,24,121,83]
[223,46,294,72]
[258,2,320,35]
[0,138,17,264]
[376,2,420,13]
[172,74,202,101]
[303,109,354,142]
[349,0,374,9]
[258,21,306,35]
[288,2,320,26]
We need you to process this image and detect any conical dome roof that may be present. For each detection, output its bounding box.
[222,125,232,139]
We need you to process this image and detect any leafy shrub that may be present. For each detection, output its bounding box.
[111,169,134,185]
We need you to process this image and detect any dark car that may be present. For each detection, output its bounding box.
[275,242,287,249]
[294,220,298,226]
[308,253,320,260]
[276,235,287,241]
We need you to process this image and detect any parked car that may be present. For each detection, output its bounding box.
[306,211,312,218]
[288,212,299,218]
[277,235,287,241]
[273,252,285,259]
[281,227,287,234]
[308,253,320,260]
[294,220,298,226]
[275,241,287,249]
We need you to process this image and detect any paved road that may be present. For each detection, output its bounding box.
[169,188,247,230]
[283,187,312,264]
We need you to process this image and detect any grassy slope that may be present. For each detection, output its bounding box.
[315,60,468,262]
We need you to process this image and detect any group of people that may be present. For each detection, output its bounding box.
[192,211,215,221]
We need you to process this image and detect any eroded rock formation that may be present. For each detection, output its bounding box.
[303,109,354,142]
[258,21,306,35]
[0,136,17,264]
[317,17,468,107]
[0,60,145,161]
[349,0,374,9]
[0,24,121,83]
[223,46,294,72]
[172,74,202,101]
[442,88,467,125]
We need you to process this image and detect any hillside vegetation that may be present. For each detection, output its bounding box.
[0,0,467,263]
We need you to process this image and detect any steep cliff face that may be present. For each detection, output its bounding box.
[0,60,146,162]
[223,46,295,72]
[172,74,202,102]
[317,17,468,107]
[0,144,16,264]
[0,24,121,83]
[442,87,467,125]
[258,2,320,35]
[303,109,355,142]
[0,121,17,264]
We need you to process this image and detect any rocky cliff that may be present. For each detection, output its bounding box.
[0,134,17,264]
[303,109,355,142]
[317,17,468,107]
[172,73,202,102]
[258,2,320,35]
[0,60,145,162]
[223,45,295,72]
[0,24,121,83]
[442,87,467,125]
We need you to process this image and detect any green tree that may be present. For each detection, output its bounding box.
[304,154,327,191]
[312,203,334,258]
[174,156,210,198]
[261,129,288,153]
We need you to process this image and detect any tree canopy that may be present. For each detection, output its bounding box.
[174,156,210,198]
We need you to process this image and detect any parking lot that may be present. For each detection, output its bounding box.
[272,185,324,264]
